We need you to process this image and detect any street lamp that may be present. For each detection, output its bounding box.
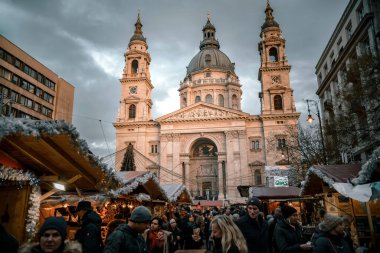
[281,146,290,164]
[305,99,327,164]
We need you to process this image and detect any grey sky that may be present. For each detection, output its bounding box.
[0,0,348,158]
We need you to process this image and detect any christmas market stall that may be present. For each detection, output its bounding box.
[0,118,119,242]
[300,152,380,250]
[162,183,193,204]
[107,171,169,218]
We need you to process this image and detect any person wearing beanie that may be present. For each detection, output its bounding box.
[273,205,312,253]
[75,201,103,253]
[236,197,269,253]
[313,214,354,253]
[103,205,152,253]
[18,216,82,253]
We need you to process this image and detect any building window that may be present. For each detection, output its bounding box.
[357,3,364,22]
[277,138,286,148]
[129,104,136,118]
[206,94,213,104]
[274,95,283,110]
[218,94,224,106]
[346,21,352,40]
[131,60,139,74]
[254,169,262,185]
[251,140,260,150]
[205,72,211,77]
[232,94,238,109]
[195,96,201,103]
[35,87,43,98]
[269,47,278,62]
[151,144,158,154]
[0,67,11,81]
[183,97,187,107]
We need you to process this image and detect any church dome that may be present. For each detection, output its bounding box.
[187,48,235,75]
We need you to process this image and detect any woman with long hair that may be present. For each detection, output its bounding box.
[211,215,248,253]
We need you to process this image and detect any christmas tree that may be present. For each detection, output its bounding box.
[120,143,136,171]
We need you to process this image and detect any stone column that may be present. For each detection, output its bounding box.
[238,130,248,186]
[217,160,224,200]
[172,133,181,180]
[224,130,236,200]
[185,161,190,190]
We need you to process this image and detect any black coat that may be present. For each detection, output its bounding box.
[273,219,307,253]
[213,238,241,253]
[103,224,149,253]
[75,210,103,253]
[313,232,354,253]
[0,224,19,253]
[236,214,269,253]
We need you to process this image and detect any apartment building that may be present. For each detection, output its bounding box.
[0,35,74,123]
[315,0,380,163]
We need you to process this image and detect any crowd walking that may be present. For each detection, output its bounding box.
[3,197,364,253]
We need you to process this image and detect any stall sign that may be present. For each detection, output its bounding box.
[274,176,288,187]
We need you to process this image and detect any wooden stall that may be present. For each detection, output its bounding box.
[0,118,119,242]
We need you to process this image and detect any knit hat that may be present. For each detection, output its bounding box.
[130,206,152,223]
[38,216,67,239]
[319,214,344,232]
[247,197,263,211]
[281,205,297,219]
[77,201,92,212]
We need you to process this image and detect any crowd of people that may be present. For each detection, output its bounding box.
[1,198,362,253]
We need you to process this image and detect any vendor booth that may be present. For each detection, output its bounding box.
[0,118,119,242]
[301,156,380,251]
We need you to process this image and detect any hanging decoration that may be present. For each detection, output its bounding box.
[0,166,40,241]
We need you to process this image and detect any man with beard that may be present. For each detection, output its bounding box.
[236,197,269,253]
[103,206,152,253]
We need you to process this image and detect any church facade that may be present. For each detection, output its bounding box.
[114,3,300,202]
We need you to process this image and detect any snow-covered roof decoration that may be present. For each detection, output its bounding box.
[0,117,119,191]
[162,183,193,203]
[351,147,380,185]
[109,171,168,201]
[0,166,40,241]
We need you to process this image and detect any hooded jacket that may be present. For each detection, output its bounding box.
[18,240,82,253]
[273,219,306,253]
[75,210,103,253]
[236,214,268,253]
[103,224,149,253]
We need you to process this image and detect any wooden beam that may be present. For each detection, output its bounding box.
[40,175,59,182]
[5,138,60,175]
[75,185,82,197]
[40,174,82,201]
[42,137,97,185]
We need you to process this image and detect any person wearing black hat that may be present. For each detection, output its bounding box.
[18,216,81,253]
[103,205,152,253]
[75,201,103,253]
[236,197,269,253]
[176,205,193,250]
[273,205,312,253]
[313,214,354,253]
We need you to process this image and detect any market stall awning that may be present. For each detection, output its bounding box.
[193,200,224,207]
[0,118,119,193]
[300,164,361,196]
[110,171,168,201]
[249,186,301,199]
[162,183,193,204]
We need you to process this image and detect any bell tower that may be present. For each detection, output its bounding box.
[258,1,296,115]
[117,13,153,122]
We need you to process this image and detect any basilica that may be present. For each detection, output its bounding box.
[114,2,300,202]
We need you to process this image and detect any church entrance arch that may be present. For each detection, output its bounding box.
[189,138,218,200]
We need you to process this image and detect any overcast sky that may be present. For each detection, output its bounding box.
[0,0,348,158]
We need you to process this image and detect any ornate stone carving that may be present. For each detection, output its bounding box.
[170,107,241,120]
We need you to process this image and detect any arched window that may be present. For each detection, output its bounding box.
[183,97,187,107]
[232,94,238,109]
[129,104,136,118]
[195,96,201,103]
[254,169,262,185]
[269,47,278,62]
[131,60,139,74]
[274,95,283,110]
[218,94,224,106]
[206,94,213,104]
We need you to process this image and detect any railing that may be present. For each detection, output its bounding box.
[180,78,240,88]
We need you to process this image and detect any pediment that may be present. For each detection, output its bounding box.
[249,160,265,166]
[156,102,249,122]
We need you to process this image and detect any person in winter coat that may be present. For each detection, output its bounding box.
[268,207,282,253]
[0,211,19,253]
[74,201,103,253]
[143,217,172,253]
[273,205,312,253]
[236,197,269,253]
[103,206,152,253]
[18,216,82,253]
[176,206,193,250]
[313,214,354,253]
[167,218,181,253]
[211,215,247,253]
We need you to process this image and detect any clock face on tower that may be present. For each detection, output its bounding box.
[271,75,281,84]
[129,86,137,94]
